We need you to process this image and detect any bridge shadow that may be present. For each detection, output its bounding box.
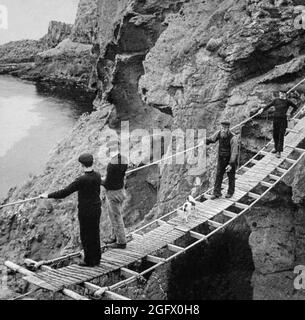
[167,227,254,300]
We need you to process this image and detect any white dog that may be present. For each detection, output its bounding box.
[180,195,197,223]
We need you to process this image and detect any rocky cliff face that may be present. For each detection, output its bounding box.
[41,21,74,48]
[21,0,100,91]
[70,0,99,44]
[0,2,95,91]
[2,0,305,300]
[0,40,45,64]
[0,21,72,64]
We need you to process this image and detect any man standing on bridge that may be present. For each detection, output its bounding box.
[207,121,239,200]
[40,153,102,267]
[102,147,128,250]
[257,91,298,159]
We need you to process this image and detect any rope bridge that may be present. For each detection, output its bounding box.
[5,112,305,300]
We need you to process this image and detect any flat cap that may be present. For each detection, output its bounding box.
[78,153,94,167]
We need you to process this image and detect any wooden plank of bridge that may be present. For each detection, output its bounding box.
[102,252,135,265]
[24,275,62,292]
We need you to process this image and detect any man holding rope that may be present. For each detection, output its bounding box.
[256,91,298,159]
[40,153,102,267]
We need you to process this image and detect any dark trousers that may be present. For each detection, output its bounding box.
[78,205,101,265]
[214,156,236,196]
[273,118,287,153]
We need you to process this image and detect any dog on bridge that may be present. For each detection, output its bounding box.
[179,195,197,223]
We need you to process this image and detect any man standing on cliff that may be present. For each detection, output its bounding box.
[40,154,102,267]
[257,91,298,158]
[207,121,239,200]
[102,149,128,250]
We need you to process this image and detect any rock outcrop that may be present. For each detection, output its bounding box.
[0,40,45,64]
[24,39,94,91]
[2,0,305,300]
[70,0,99,44]
[41,21,74,48]
[0,2,95,91]
[0,21,72,64]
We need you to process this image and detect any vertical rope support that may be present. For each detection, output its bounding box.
[156,163,161,219]
[238,125,243,170]
[265,112,269,147]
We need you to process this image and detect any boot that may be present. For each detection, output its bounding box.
[276,152,281,159]
[107,243,127,249]
[79,261,100,268]
[103,236,116,245]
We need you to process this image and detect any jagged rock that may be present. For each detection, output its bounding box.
[70,0,99,44]
[0,7,92,89]
[252,271,305,300]
[0,40,46,64]
[206,37,223,52]
[0,21,72,65]
[41,21,73,48]
[247,207,296,275]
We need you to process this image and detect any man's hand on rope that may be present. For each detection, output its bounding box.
[39,193,48,199]
[257,108,264,115]
[250,108,263,117]
[226,165,232,173]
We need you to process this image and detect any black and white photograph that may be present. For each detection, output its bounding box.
[1,0,305,305]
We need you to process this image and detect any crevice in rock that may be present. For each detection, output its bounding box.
[107,53,147,121]
[148,103,174,116]
[97,2,186,121]
[230,50,293,87]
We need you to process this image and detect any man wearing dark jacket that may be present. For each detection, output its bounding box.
[102,153,128,249]
[207,121,239,200]
[257,91,298,158]
[40,154,102,267]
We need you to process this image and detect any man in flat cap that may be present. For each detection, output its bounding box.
[102,142,128,249]
[40,153,102,267]
[206,121,238,200]
[256,91,298,158]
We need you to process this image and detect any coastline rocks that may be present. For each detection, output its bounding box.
[25,39,94,90]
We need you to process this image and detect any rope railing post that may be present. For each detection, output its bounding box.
[238,129,242,170]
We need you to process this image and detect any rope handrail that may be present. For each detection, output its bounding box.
[128,104,305,236]
[125,111,262,175]
[1,84,304,210]
[0,197,40,209]
[0,112,261,209]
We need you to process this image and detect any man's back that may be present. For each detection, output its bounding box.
[78,171,101,208]
[103,154,128,191]
[48,170,101,209]
[266,98,297,118]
